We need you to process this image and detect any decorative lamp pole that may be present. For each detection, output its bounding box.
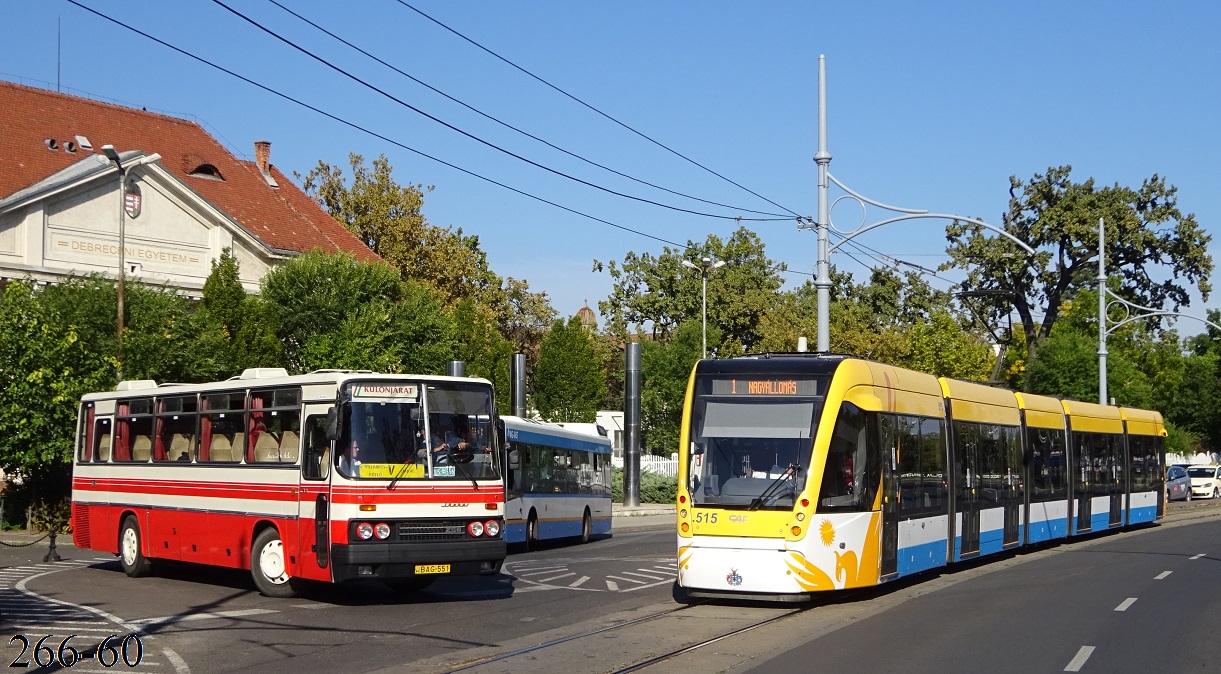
[682,256,726,358]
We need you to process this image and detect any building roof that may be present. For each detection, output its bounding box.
[0,80,377,262]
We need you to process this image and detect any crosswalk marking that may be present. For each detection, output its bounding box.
[569,576,590,587]
[606,580,619,591]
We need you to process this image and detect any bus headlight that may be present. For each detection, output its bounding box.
[484,520,501,537]
[467,521,485,537]
[356,522,374,540]
[374,522,391,540]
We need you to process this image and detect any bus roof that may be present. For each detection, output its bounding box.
[502,416,612,454]
[81,370,494,403]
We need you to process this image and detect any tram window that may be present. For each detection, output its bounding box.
[817,402,876,513]
[1029,428,1067,502]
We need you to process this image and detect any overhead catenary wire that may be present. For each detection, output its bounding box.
[395,0,804,220]
[209,0,789,223]
[266,0,791,220]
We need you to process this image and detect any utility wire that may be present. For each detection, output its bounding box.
[66,0,704,251]
[395,0,804,220]
[210,0,788,223]
[267,0,790,220]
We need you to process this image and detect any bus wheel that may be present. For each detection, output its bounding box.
[580,509,592,544]
[526,512,539,551]
[251,528,302,598]
[118,516,151,578]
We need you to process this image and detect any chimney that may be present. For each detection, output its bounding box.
[253,140,278,187]
[254,140,271,174]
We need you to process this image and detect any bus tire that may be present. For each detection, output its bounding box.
[526,511,539,551]
[580,509,592,544]
[118,516,152,578]
[251,528,302,598]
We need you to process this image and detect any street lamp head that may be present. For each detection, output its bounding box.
[101,144,122,167]
[681,259,698,270]
[712,260,726,270]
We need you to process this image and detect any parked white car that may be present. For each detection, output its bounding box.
[1187,464,1221,499]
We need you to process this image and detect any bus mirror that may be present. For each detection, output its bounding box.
[325,407,338,441]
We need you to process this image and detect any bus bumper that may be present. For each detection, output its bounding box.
[330,539,506,582]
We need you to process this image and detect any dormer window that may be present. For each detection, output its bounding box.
[189,164,224,181]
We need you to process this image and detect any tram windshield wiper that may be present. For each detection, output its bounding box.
[748,464,800,511]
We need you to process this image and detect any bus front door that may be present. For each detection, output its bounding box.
[296,415,333,581]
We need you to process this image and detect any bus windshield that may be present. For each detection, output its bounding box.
[340,381,500,481]
[686,376,824,508]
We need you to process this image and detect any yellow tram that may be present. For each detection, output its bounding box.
[675,354,1165,600]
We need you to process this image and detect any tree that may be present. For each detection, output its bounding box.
[260,251,455,374]
[534,316,605,422]
[199,249,282,376]
[640,321,708,456]
[0,281,115,504]
[451,298,515,413]
[944,166,1213,365]
[595,227,785,353]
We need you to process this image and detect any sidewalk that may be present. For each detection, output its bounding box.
[613,503,675,532]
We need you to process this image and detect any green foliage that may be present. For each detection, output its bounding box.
[451,298,515,412]
[944,165,1213,366]
[641,321,707,455]
[30,499,71,534]
[534,316,605,422]
[595,227,784,353]
[1165,421,1203,458]
[200,249,283,374]
[904,310,992,379]
[260,251,455,374]
[0,281,115,496]
[611,466,678,504]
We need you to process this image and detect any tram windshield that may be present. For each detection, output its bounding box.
[339,381,500,481]
[686,376,823,509]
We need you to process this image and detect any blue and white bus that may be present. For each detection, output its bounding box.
[502,416,613,547]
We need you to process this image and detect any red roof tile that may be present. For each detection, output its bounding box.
[0,80,378,263]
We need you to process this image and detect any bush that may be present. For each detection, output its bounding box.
[612,466,678,504]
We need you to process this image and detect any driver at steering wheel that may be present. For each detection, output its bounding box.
[429,415,473,464]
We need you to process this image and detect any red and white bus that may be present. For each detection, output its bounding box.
[71,368,506,597]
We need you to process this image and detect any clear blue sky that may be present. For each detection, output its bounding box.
[5,1,1219,334]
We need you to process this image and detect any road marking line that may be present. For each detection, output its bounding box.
[606,575,645,584]
[291,603,329,609]
[1155,571,1172,580]
[131,608,278,626]
[1114,598,1137,612]
[1190,553,1205,560]
[1065,645,1095,671]
[606,580,619,591]
[163,647,191,674]
[515,567,569,576]
[534,572,577,583]
[622,571,670,580]
[569,576,590,587]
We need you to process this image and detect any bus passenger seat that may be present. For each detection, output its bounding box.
[132,435,153,461]
[169,434,192,461]
[231,432,245,460]
[254,432,280,463]
[210,435,233,462]
[279,431,300,462]
[97,434,112,461]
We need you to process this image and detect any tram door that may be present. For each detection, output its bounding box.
[956,429,981,557]
[1002,428,1021,547]
[1073,432,1093,533]
[1107,435,1124,527]
[880,422,898,578]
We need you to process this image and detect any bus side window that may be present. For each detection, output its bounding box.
[302,416,330,481]
[94,418,112,462]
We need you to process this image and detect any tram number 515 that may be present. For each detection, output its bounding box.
[693,512,717,524]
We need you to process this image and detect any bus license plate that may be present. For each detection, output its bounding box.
[415,564,450,574]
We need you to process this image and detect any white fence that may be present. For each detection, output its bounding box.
[612,453,678,478]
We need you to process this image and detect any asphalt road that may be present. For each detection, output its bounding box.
[0,500,1216,673]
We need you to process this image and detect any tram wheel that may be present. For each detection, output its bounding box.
[580,509,592,544]
[118,516,152,578]
[251,528,303,598]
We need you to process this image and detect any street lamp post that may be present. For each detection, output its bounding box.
[804,56,1035,352]
[682,256,726,358]
[1096,217,1221,404]
[100,146,159,379]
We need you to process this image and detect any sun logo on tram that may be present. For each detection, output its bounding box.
[819,519,836,546]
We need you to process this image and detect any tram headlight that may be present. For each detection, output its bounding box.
[374,522,392,540]
[467,521,485,537]
[356,522,374,540]
[484,519,501,537]
[679,509,688,519]
[795,512,805,522]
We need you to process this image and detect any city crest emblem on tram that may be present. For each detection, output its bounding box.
[726,568,743,586]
